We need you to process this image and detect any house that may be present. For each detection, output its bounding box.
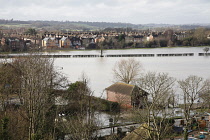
[71,37,82,49]
[146,34,154,41]
[175,32,188,40]
[133,35,144,43]
[81,37,95,48]
[1,37,25,51]
[95,36,105,43]
[42,37,49,47]
[42,37,59,49]
[106,82,148,109]
[207,35,210,39]
[59,36,72,48]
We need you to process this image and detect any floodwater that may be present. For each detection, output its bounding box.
[52,47,210,99]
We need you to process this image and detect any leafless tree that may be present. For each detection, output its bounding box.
[0,60,27,139]
[199,79,210,108]
[178,75,209,140]
[193,28,206,45]
[10,54,68,140]
[58,113,98,140]
[113,58,142,84]
[0,60,20,112]
[203,47,209,54]
[132,72,176,140]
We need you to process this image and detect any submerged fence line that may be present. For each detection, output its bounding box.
[0,53,209,58]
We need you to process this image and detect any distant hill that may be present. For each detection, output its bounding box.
[29,20,143,31]
[0,19,210,31]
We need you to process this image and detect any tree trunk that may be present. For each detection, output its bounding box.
[184,127,188,140]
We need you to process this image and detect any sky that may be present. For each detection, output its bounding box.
[0,0,210,24]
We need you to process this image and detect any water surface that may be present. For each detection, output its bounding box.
[53,47,210,99]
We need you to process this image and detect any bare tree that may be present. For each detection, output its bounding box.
[113,58,142,84]
[10,54,68,140]
[199,79,210,108]
[133,72,176,140]
[203,47,209,54]
[0,60,29,139]
[0,60,20,112]
[178,75,209,140]
[193,28,206,45]
[58,113,98,140]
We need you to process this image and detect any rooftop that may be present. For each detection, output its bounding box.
[105,82,134,95]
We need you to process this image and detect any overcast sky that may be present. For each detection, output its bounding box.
[0,0,210,24]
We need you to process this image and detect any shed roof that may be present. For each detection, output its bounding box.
[105,82,135,95]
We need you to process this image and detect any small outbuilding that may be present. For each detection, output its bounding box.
[105,82,148,109]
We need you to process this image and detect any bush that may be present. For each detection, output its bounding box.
[98,98,120,112]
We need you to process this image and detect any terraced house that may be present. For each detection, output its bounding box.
[0,37,25,51]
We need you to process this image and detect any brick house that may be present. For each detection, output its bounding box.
[81,37,95,48]
[1,37,25,51]
[42,37,59,49]
[106,82,148,109]
[133,35,144,43]
[59,36,72,48]
[71,37,82,49]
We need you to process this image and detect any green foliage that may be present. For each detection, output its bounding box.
[116,34,125,42]
[64,81,93,115]
[25,28,37,35]
[31,133,42,140]
[175,39,183,46]
[203,39,210,46]
[0,117,10,140]
[182,36,196,46]
[68,81,86,92]
[159,39,168,47]
[67,81,88,99]
[97,98,120,112]
[126,42,134,47]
